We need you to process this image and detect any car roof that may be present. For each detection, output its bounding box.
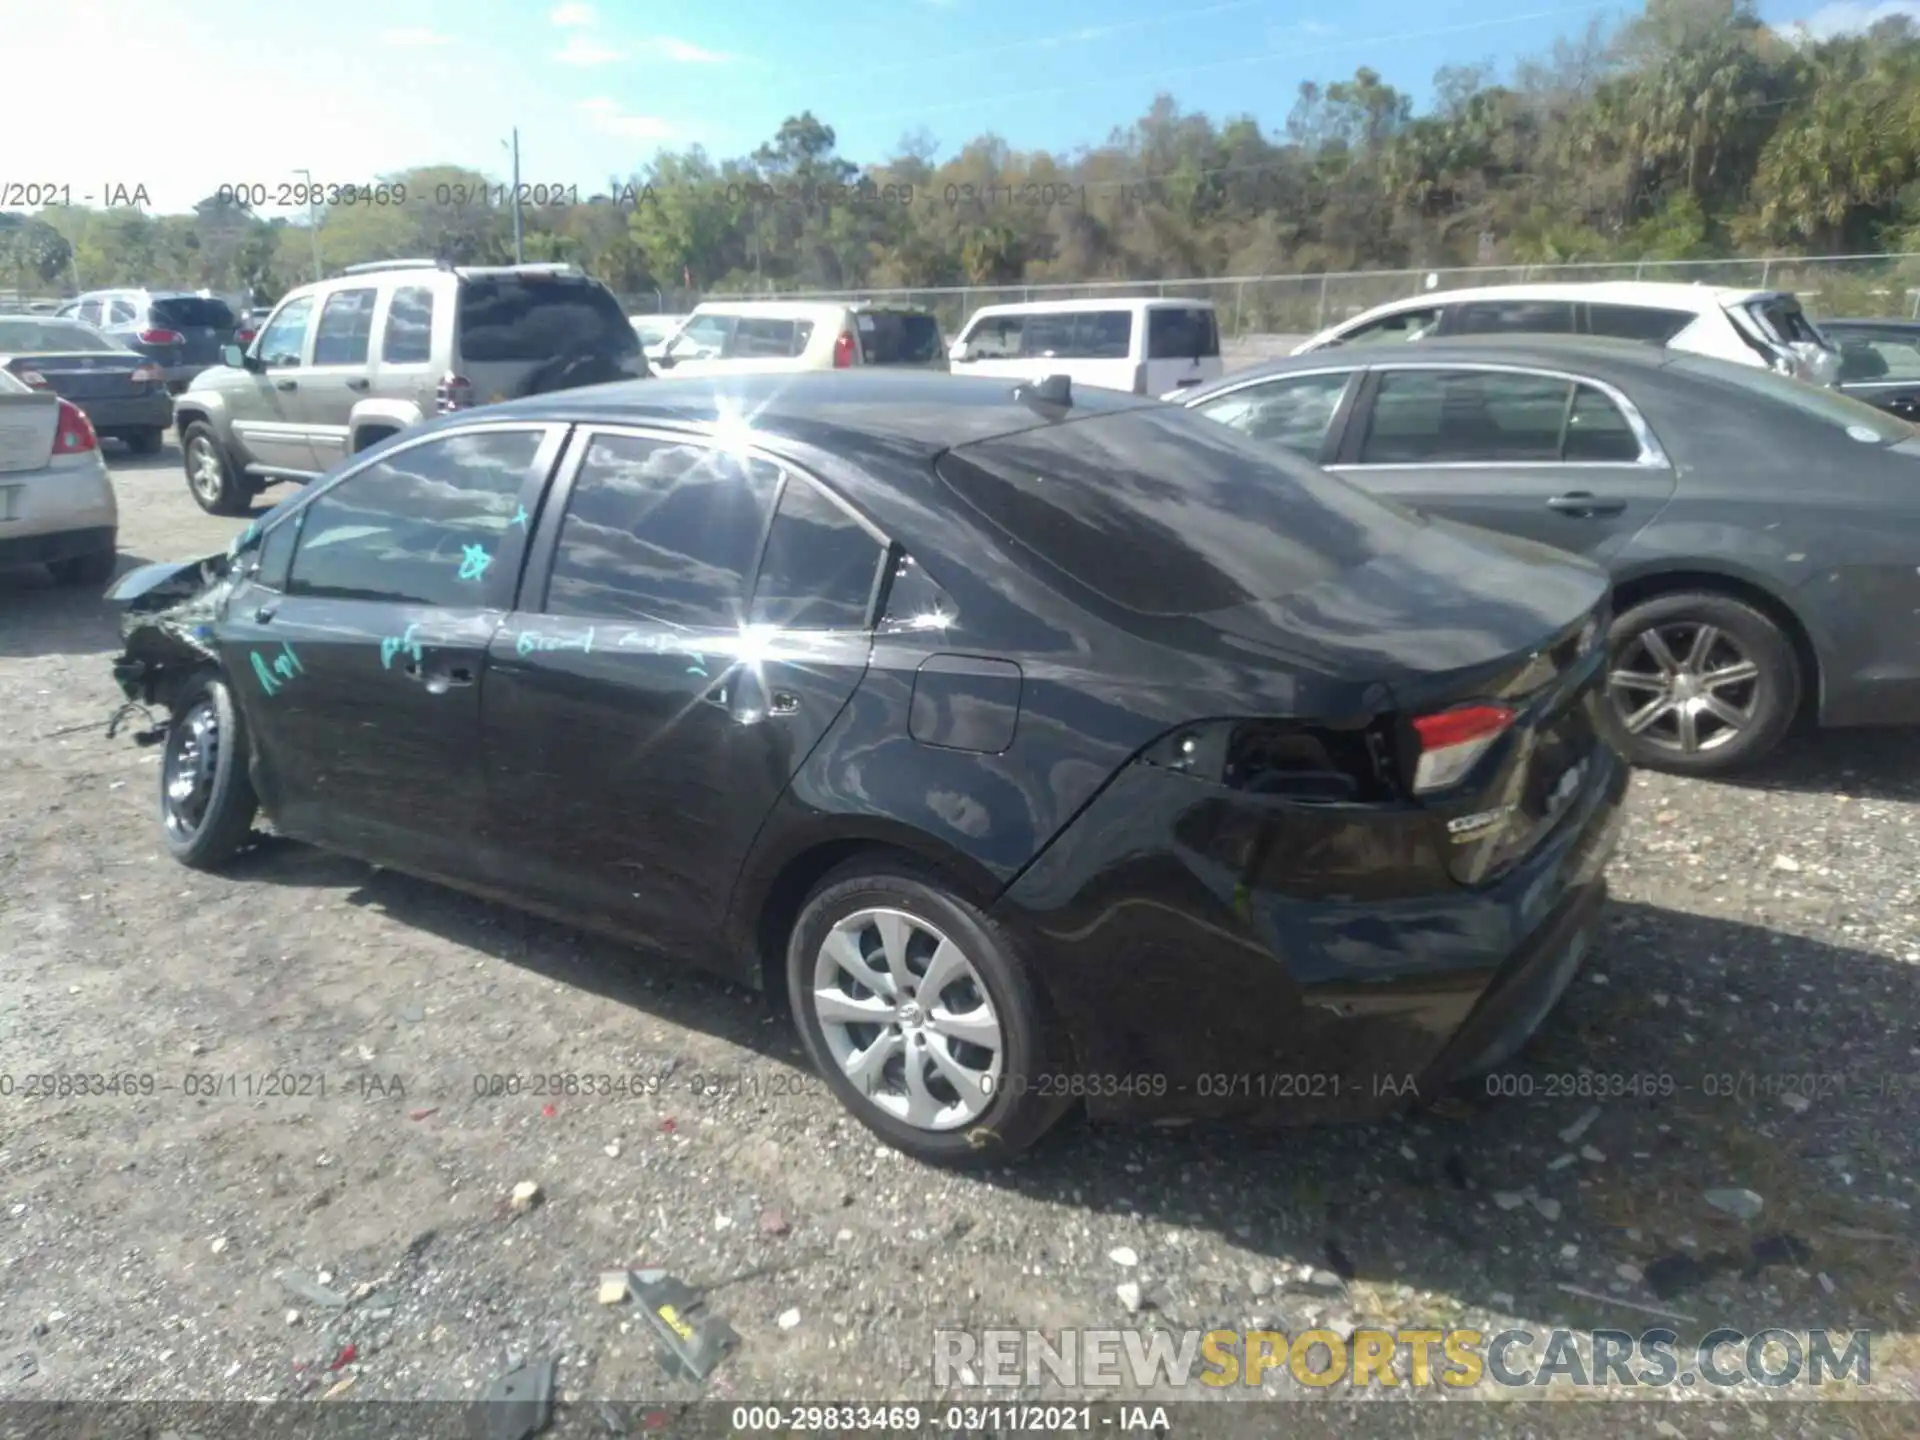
[1326,280,1781,325]
[1182,334,1680,400]
[966,297,1217,317]
[481,369,1157,453]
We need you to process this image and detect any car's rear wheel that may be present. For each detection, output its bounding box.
[160,672,259,869]
[49,546,117,588]
[1601,591,1799,774]
[182,422,248,516]
[786,861,1073,1165]
[126,427,165,455]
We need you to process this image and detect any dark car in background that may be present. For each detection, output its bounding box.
[0,315,173,452]
[1822,319,1920,421]
[56,289,239,392]
[1182,335,1920,774]
[106,370,1624,1163]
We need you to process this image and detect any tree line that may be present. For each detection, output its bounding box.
[4,0,1917,311]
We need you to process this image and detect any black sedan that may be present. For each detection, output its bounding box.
[106,371,1625,1163]
[1821,318,1920,421]
[1181,336,1920,775]
[0,316,174,453]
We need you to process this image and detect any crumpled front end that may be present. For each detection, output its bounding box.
[107,552,236,710]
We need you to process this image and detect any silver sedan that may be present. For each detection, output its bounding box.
[0,367,119,586]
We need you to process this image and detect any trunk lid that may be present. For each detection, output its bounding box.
[14,351,156,399]
[0,384,59,472]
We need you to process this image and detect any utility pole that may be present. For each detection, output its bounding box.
[293,168,322,281]
[502,130,524,263]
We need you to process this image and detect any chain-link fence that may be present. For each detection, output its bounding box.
[626,251,1920,338]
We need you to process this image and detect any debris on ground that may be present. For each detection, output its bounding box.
[598,1271,631,1305]
[630,1271,739,1382]
[1643,1252,1727,1300]
[777,1308,801,1330]
[1323,1241,1357,1280]
[1744,1232,1812,1276]
[1703,1187,1764,1221]
[1555,1283,1696,1322]
[509,1181,543,1214]
[758,1207,790,1237]
[1558,1106,1601,1144]
[1116,1282,1144,1313]
[278,1270,349,1309]
[471,1355,556,1440]
[1108,1246,1138,1268]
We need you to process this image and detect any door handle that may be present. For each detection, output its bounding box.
[402,656,476,691]
[346,378,370,391]
[253,602,277,623]
[768,691,800,716]
[275,379,297,391]
[1546,492,1625,517]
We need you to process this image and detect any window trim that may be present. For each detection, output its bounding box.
[1325,361,1671,471]
[270,420,569,610]
[255,293,319,369]
[1183,366,1362,464]
[522,422,893,632]
[748,469,895,634]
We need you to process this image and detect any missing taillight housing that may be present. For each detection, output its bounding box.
[1146,718,1404,802]
[1410,704,1515,794]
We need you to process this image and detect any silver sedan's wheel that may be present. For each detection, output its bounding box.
[811,907,1004,1132]
[1608,621,1760,756]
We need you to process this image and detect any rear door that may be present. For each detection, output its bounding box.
[1326,364,1676,559]
[1145,305,1222,394]
[149,296,236,383]
[216,422,565,881]
[298,285,380,470]
[480,428,882,960]
[454,272,645,401]
[949,312,1026,382]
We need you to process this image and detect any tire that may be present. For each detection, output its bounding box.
[786,860,1074,1166]
[182,421,248,516]
[126,427,165,455]
[49,546,117,588]
[1599,591,1800,774]
[158,672,259,870]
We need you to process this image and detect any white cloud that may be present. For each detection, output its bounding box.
[551,3,596,26]
[379,26,449,47]
[579,98,676,139]
[1784,0,1919,38]
[646,37,735,63]
[555,34,625,64]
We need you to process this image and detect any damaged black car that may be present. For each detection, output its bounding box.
[107,370,1628,1164]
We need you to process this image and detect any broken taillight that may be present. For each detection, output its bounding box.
[436,373,474,413]
[1409,704,1516,794]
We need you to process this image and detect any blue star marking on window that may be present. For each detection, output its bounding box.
[511,504,530,529]
[457,544,493,582]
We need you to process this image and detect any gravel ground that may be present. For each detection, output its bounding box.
[1,438,1917,1435]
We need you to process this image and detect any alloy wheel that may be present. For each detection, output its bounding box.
[188,438,225,506]
[162,700,221,842]
[1607,621,1761,756]
[811,907,1004,1131]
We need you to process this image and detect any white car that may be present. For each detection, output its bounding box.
[652,301,947,375]
[630,312,687,360]
[1293,282,1842,386]
[0,366,119,586]
[947,297,1223,396]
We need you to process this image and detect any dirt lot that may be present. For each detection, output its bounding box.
[1,438,1918,1433]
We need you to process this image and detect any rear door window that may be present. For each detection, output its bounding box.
[543,434,780,625]
[457,275,639,363]
[1023,310,1133,359]
[748,473,888,630]
[1147,307,1221,359]
[937,406,1392,618]
[312,288,378,366]
[1585,303,1694,344]
[1454,300,1576,336]
[1832,328,1920,382]
[855,311,944,364]
[730,317,810,359]
[1358,370,1570,463]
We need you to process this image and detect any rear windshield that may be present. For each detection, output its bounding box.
[856,311,944,364]
[0,319,122,353]
[150,297,236,329]
[457,275,640,363]
[1147,307,1222,359]
[1743,297,1826,348]
[936,407,1395,617]
[1668,354,1913,443]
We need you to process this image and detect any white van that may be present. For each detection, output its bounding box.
[652,300,946,376]
[947,298,1223,396]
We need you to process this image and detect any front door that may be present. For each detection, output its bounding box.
[232,295,321,475]
[480,427,883,962]
[218,422,565,883]
[1327,365,1677,562]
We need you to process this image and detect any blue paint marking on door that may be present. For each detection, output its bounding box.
[252,642,304,695]
[381,624,423,670]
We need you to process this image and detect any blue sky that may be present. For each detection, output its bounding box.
[10,0,1911,216]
